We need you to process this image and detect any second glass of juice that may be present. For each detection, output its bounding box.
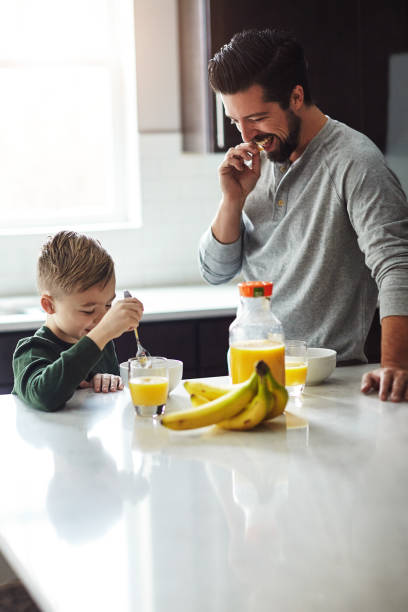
[229,281,285,385]
[128,357,169,417]
[285,340,308,397]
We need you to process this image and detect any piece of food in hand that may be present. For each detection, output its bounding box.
[253,134,270,151]
[161,371,258,430]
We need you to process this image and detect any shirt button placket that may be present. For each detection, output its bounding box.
[274,193,287,220]
[273,166,288,220]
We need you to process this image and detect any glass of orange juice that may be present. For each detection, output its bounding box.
[128,357,169,417]
[285,340,308,397]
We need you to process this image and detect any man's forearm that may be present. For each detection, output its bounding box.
[381,315,408,369]
[211,197,243,244]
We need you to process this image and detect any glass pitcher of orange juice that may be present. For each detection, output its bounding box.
[229,281,285,385]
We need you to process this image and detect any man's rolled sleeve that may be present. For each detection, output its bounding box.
[199,227,243,285]
[378,269,408,320]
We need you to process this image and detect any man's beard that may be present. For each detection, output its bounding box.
[266,110,301,163]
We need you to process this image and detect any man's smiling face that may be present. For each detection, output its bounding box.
[222,83,301,163]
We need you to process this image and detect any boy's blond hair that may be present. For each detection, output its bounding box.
[37,231,115,295]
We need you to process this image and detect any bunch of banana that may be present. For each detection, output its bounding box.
[161,360,288,431]
[217,362,271,430]
[161,370,258,431]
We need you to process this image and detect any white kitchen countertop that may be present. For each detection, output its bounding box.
[0,284,238,332]
[1,364,407,612]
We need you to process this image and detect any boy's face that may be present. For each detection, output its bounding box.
[44,277,116,343]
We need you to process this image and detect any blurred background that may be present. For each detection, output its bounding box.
[0,0,406,297]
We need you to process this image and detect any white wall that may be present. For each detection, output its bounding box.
[0,0,223,298]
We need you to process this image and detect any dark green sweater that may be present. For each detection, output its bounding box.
[12,325,120,412]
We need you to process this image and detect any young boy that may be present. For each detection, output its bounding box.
[12,231,143,412]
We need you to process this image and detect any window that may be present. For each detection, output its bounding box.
[0,0,140,231]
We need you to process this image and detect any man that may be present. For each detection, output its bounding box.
[199,28,408,401]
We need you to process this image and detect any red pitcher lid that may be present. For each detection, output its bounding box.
[238,281,273,297]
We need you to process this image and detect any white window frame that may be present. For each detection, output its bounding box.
[0,0,141,236]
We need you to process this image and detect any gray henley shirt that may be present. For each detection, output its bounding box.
[199,117,408,362]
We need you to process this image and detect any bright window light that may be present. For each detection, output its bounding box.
[0,0,140,231]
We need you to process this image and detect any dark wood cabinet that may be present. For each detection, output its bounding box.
[197,316,232,377]
[0,316,235,394]
[0,330,37,394]
[114,320,199,379]
[179,0,408,153]
[114,316,234,379]
[0,312,381,394]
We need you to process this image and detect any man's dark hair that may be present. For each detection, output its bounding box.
[208,28,312,109]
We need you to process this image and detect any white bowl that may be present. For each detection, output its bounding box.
[120,358,183,393]
[305,348,337,385]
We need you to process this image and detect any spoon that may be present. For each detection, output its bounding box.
[123,290,151,367]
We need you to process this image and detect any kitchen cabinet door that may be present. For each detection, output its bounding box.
[114,320,198,379]
[115,317,234,379]
[197,315,233,377]
[0,330,36,394]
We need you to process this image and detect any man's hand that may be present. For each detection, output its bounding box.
[218,142,261,203]
[361,315,408,402]
[88,297,143,350]
[361,367,408,402]
[212,142,261,245]
[79,374,124,393]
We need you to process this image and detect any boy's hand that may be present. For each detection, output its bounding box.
[79,374,124,393]
[88,297,143,350]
